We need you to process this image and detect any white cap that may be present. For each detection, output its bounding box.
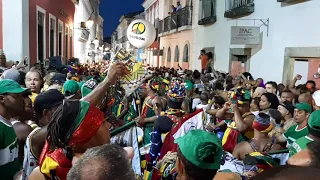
[312,90,320,106]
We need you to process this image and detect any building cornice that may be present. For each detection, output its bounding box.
[142,0,157,10]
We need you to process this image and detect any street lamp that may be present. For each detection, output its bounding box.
[85,18,94,29]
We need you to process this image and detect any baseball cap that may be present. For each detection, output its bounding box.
[63,80,79,96]
[0,79,27,95]
[81,79,98,97]
[312,90,320,106]
[295,102,312,113]
[174,130,222,170]
[267,109,282,125]
[0,69,21,83]
[280,101,295,116]
[308,110,320,133]
[51,73,67,84]
[34,89,64,115]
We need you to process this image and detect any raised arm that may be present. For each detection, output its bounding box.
[81,63,129,106]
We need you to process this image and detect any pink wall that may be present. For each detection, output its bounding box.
[29,0,75,66]
[307,59,320,89]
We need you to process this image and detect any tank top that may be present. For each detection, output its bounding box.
[21,127,41,180]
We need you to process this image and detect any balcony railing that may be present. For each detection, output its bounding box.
[224,0,254,18]
[158,6,192,35]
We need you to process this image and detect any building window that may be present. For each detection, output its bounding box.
[37,9,45,62]
[174,45,179,62]
[49,16,56,57]
[58,21,63,56]
[65,26,69,60]
[183,44,189,62]
[167,47,171,62]
[200,0,215,20]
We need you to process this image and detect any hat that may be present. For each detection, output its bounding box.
[167,79,186,102]
[280,101,295,116]
[34,89,64,115]
[295,102,312,113]
[0,69,21,83]
[0,79,27,95]
[267,109,282,125]
[252,112,274,133]
[78,81,85,89]
[63,80,79,96]
[312,90,320,106]
[230,87,251,105]
[81,79,98,97]
[184,80,194,91]
[308,110,320,133]
[174,130,222,170]
[51,73,67,84]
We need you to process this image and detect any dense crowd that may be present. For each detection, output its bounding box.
[1,54,320,180]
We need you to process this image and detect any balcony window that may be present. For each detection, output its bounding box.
[224,0,254,18]
[198,0,217,25]
[167,47,171,62]
[174,45,179,62]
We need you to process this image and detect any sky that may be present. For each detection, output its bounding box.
[100,0,144,37]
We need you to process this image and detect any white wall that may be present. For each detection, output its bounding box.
[194,0,320,83]
[293,60,308,84]
[3,0,24,62]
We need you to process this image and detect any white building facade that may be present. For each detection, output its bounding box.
[73,0,102,63]
[193,0,320,84]
[142,0,160,67]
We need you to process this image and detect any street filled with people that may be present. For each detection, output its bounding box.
[1,50,320,180]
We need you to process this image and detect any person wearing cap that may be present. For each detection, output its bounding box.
[0,79,28,179]
[46,73,67,92]
[289,110,320,156]
[276,102,312,148]
[0,69,21,83]
[27,62,129,180]
[175,130,224,180]
[233,111,283,160]
[63,80,81,99]
[278,101,296,131]
[20,89,66,179]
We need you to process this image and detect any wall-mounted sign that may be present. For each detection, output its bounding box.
[231,26,260,45]
[59,9,69,19]
[78,30,89,42]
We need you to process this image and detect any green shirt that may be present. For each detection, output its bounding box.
[0,116,21,179]
[284,124,309,148]
[289,136,314,157]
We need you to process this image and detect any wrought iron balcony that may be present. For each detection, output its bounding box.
[224,0,254,18]
[159,6,193,35]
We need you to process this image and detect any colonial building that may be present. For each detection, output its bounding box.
[111,11,144,57]
[193,0,320,85]
[157,0,194,69]
[73,0,102,64]
[0,0,103,66]
[142,0,160,67]
[0,0,75,66]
